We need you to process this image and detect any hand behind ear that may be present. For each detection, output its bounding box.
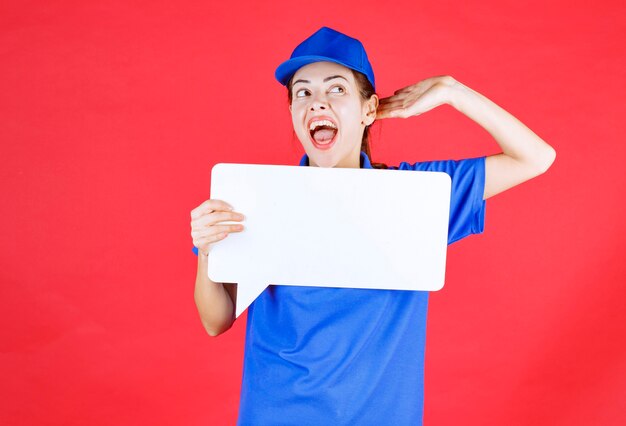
[377,76,456,119]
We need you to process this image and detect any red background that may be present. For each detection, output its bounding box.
[2,1,625,425]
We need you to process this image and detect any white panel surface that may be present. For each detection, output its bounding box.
[207,162,451,317]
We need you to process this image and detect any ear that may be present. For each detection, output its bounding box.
[289,104,292,113]
[362,94,379,126]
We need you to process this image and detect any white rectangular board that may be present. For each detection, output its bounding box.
[207,162,452,317]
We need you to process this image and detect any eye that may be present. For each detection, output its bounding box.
[295,88,310,98]
[329,86,345,94]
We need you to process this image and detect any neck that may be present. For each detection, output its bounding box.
[335,148,361,168]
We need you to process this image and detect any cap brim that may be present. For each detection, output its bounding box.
[274,55,359,87]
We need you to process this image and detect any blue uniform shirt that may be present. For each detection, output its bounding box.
[196,151,486,425]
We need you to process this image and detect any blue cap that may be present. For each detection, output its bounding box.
[275,26,376,91]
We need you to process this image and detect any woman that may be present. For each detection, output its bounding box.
[190,26,555,425]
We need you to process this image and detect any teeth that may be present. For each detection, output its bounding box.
[309,119,337,131]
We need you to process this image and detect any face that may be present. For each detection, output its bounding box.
[289,61,378,168]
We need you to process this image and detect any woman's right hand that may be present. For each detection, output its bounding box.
[190,199,245,257]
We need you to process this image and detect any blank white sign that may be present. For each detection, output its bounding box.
[207,162,452,318]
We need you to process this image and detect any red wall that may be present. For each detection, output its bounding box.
[2,1,624,425]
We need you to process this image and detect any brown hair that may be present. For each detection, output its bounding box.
[287,69,388,169]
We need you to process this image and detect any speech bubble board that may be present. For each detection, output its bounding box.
[208,162,451,318]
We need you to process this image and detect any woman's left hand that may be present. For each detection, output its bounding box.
[376,75,457,119]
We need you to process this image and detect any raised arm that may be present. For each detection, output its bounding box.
[377,75,556,200]
[447,79,556,200]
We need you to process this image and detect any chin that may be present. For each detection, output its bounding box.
[308,153,337,168]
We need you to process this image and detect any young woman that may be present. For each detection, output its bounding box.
[190,27,555,425]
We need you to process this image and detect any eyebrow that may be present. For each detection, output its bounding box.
[292,75,349,86]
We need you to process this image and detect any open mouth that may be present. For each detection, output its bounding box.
[308,118,338,149]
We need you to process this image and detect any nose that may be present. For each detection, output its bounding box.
[309,92,328,111]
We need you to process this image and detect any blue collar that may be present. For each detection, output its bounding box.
[298,151,373,169]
